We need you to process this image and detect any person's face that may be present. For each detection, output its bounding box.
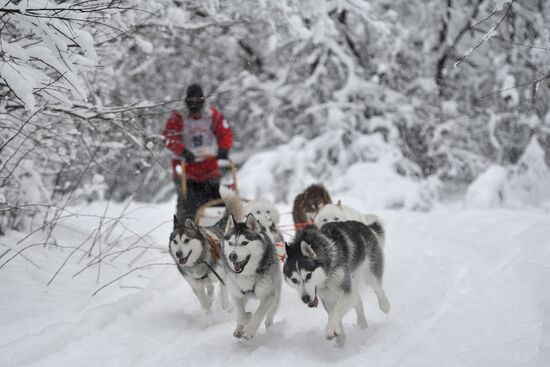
[186,96,204,113]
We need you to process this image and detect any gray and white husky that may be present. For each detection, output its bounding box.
[283,220,390,346]
[220,187,282,340]
[169,215,231,312]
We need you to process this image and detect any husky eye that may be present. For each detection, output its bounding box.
[241,241,249,246]
[256,210,261,214]
[183,238,190,244]
[291,278,298,284]
[266,210,271,214]
[305,273,312,281]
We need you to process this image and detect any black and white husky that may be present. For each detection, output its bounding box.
[169,215,231,312]
[219,187,282,340]
[283,220,390,347]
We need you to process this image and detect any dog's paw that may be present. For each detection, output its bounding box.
[241,324,257,340]
[379,298,390,314]
[233,329,243,338]
[233,325,244,338]
[325,325,340,340]
[357,317,368,329]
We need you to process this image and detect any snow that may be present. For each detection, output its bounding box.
[501,73,519,106]
[464,165,508,209]
[493,0,512,11]
[0,62,38,110]
[1,199,549,366]
[237,132,436,209]
[135,36,153,54]
[464,138,550,209]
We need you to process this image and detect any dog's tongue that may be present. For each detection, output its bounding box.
[308,296,318,308]
[179,258,187,265]
[233,261,243,272]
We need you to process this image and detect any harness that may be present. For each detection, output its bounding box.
[201,234,225,285]
[205,236,221,262]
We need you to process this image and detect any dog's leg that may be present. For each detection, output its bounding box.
[336,321,346,347]
[205,279,214,309]
[220,282,232,312]
[323,297,338,340]
[325,293,354,345]
[354,297,368,329]
[232,296,251,338]
[373,279,390,313]
[187,278,210,311]
[241,294,275,340]
[264,287,281,329]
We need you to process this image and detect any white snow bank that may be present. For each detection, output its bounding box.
[331,159,437,210]
[238,130,437,210]
[509,137,550,207]
[464,137,550,210]
[464,165,508,209]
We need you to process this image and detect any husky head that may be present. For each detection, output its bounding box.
[245,200,280,227]
[169,215,206,267]
[293,184,332,225]
[223,213,268,275]
[283,239,327,308]
[314,200,345,227]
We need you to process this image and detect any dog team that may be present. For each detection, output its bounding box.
[168,184,389,347]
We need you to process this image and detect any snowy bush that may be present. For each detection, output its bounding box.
[464,138,550,210]
[238,129,439,210]
[464,165,508,209]
[0,160,50,231]
[508,137,550,207]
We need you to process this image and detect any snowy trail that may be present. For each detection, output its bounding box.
[1,204,549,367]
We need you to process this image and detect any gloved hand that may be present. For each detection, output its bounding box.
[217,149,229,160]
[182,149,195,163]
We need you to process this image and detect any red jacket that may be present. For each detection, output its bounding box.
[163,107,233,182]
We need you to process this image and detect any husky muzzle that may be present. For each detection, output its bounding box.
[229,253,251,274]
[301,288,318,308]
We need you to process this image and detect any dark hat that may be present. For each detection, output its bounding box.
[186,84,204,99]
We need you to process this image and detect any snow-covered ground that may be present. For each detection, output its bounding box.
[1,200,549,367]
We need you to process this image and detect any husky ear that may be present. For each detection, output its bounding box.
[245,213,261,232]
[184,218,196,230]
[173,215,182,230]
[337,200,342,208]
[300,241,317,259]
[285,241,291,255]
[225,214,235,233]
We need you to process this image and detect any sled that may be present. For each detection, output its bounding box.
[180,158,239,226]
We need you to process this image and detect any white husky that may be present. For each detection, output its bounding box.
[315,201,384,247]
